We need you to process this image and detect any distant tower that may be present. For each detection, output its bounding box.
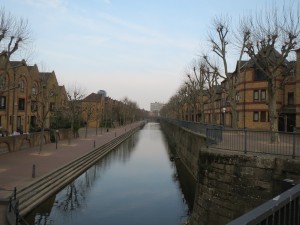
[97,90,107,97]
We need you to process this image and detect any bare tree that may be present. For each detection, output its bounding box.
[244,3,300,142]
[30,80,60,153]
[81,102,96,138]
[0,7,31,72]
[201,56,223,124]
[65,85,85,143]
[185,59,206,123]
[208,15,250,128]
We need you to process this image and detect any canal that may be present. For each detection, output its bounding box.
[24,122,194,225]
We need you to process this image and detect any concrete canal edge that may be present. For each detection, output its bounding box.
[160,121,300,225]
[7,123,144,222]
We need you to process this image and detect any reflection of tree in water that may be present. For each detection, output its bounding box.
[25,133,141,225]
[56,182,83,212]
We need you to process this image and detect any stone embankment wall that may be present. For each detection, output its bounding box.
[160,121,300,225]
[0,129,71,154]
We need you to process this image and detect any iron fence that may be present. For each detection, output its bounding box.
[162,118,300,158]
[0,187,29,225]
[163,118,223,136]
[207,128,300,158]
[227,182,300,225]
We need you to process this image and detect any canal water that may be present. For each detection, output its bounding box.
[24,122,194,225]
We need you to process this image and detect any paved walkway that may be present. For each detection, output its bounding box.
[0,122,143,225]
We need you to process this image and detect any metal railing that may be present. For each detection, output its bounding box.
[162,118,300,158]
[227,182,300,225]
[163,118,223,136]
[206,128,300,158]
[0,187,29,225]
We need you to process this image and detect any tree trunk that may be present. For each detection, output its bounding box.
[229,85,238,129]
[268,82,280,143]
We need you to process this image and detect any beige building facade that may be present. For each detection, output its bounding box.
[0,57,67,134]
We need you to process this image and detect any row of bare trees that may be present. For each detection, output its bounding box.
[162,2,300,141]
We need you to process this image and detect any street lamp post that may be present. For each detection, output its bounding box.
[222,107,226,126]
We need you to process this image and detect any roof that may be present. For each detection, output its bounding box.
[39,72,52,82]
[9,60,26,68]
[83,93,103,102]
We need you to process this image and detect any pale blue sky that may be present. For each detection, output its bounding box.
[1,0,293,110]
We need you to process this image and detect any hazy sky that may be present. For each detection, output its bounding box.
[2,0,293,110]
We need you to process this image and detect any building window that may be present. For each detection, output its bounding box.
[31,101,38,112]
[261,90,266,101]
[236,92,240,102]
[19,80,25,92]
[49,102,55,112]
[0,96,6,109]
[253,112,259,122]
[254,69,267,81]
[253,90,259,101]
[288,92,294,105]
[18,98,25,110]
[261,111,267,122]
[32,85,36,95]
[0,77,6,91]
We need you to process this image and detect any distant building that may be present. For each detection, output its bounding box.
[150,102,164,117]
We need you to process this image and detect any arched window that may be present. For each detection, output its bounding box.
[0,76,6,91]
[32,84,37,95]
[19,79,25,92]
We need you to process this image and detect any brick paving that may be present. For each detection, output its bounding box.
[0,122,142,225]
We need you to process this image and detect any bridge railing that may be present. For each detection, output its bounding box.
[227,182,300,225]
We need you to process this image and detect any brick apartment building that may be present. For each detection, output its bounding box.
[216,49,300,131]
[0,58,68,134]
[165,49,300,132]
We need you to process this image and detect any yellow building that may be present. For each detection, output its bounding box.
[0,58,67,134]
[81,93,105,128]
[178,49,300,132]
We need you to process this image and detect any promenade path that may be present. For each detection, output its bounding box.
[0,122,143,225]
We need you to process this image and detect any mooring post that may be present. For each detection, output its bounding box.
[32,164,36,178]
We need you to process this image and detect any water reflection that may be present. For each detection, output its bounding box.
[24,123,193,225]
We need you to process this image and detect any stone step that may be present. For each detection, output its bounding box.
[15,128,137,217]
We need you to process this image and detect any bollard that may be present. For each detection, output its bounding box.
[9,197,12,212]
[115,132,116,137]
[293,127,296,159]
[16,210,19,225]
[94,140,95,148]
[13,187,16,200]
[32,164,36,178]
